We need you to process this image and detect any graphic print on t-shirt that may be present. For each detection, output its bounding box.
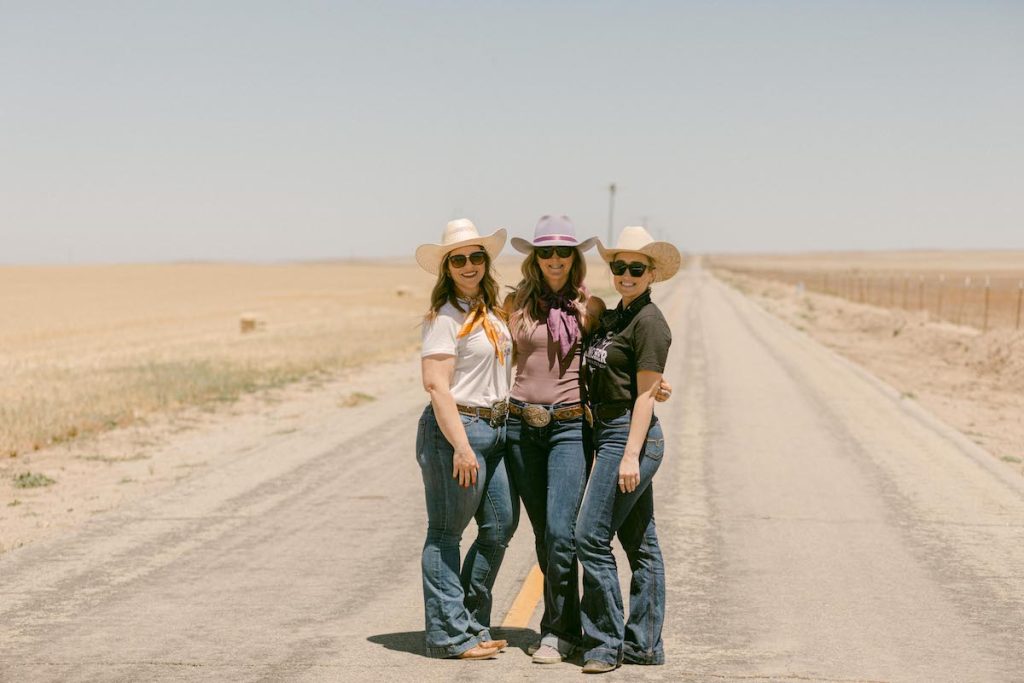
[584,331,615,369]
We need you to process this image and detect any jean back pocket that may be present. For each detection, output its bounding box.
[644,437,665,461]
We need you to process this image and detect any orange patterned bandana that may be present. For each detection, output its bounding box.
[458,299,506,365]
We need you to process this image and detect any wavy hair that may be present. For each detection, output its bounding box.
[424,249,505,322]
[509,248,588,336]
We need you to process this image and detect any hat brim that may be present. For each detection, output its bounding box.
[596,240,681,283]
[511,236,598,254]
[415,228,507,275]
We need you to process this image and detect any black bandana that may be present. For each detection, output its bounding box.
[598,288,653,336]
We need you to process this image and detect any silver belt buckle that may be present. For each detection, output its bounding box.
[489,400,508,427]
[522,404,551,428]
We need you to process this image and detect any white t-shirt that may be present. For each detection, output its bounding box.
[421,300,513,408]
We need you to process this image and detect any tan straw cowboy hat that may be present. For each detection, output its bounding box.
[596,226,681,282]
[415,219,507,275]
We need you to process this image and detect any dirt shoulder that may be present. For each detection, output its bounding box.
[714,269,1024,476]
[0,353,424,555]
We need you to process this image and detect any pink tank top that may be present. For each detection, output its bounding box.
[510,321,582,405]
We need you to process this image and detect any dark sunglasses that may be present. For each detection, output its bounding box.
[535,245,575,259]
[448,251,487,268]
[609,260,649,277]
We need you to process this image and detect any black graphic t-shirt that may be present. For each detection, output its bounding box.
[583,289,672,405]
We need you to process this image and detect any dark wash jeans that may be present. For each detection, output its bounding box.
[416,405,519,658]
[575,411,666,666]
[505,400,588,645]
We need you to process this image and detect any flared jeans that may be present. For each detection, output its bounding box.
[575,411,666,666]
[505,401,588,646]
[416,405,518,658]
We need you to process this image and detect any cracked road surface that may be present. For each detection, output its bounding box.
[2,264,1022,682]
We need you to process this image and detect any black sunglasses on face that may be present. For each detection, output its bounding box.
[448,251,487,268]
[535,246,575,259]
[609,260,649,277]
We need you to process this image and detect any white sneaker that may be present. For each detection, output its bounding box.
[531,635,574,664]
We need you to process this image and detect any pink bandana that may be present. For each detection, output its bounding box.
[539,284,583,363]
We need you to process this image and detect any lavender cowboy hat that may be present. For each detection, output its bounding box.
[510,215,598,254]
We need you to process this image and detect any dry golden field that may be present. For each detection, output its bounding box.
[0,253,640,461]
[710,251,1024,331]
[0,260,451,458]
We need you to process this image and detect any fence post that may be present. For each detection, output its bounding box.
[902,273,909,309]
[936,274,945,320]
[957,276,970,325]
[889,275,895,307]
[1017,280,1023,330]
[918,275,924,310]
[983,276,990,332]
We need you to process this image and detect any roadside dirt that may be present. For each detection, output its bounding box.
[0,356,419,555]
[715,268,1024,475]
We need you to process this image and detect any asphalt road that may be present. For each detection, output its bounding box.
[2,264,1022,682]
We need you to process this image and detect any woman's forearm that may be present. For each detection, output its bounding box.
[624,393,656,458]
[428,387,471,452]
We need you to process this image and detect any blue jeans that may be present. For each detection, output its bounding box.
[505,401,588,645]
[416,405,519,658]
[575,411,665,666]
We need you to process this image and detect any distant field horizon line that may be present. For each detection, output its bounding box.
[5,246,1024,268]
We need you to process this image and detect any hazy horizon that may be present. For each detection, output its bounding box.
[3,2,1022,265]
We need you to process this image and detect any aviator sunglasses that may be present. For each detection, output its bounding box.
[609,260,650,277]
[535,245,575,259]
[447,251,487,268]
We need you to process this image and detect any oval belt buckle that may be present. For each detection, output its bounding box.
[522,404,551,428]
[490,400,509,427]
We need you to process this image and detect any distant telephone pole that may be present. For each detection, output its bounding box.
[607,183,616,244]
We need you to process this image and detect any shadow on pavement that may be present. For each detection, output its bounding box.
[368,627,539,657]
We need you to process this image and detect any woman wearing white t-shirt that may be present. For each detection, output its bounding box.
[414,219,517,661]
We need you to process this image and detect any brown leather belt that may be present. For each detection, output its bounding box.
[509,401,584,428]
[456,401,508,427]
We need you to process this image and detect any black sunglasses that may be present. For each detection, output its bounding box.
[609,260,649,277]
[535,245,575,259]
[448,251,487,268]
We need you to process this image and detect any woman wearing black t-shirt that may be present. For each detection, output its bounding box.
[576,226,680,674]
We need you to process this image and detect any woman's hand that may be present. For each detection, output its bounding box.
[584,296,607,334]
[618,453,640,493]
[452,446,479,488]
[655,379,673,402]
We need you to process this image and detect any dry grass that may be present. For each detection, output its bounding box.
[0,260,442,457]
[710,251,1024,331]
[0,254,629,457]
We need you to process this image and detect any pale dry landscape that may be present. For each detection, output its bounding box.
[0,260,436,552]
[2,253,1023,557]
[711,250,1024,475]
[0,256,538,553]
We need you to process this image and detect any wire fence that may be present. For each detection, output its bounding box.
[716,267,1024,332]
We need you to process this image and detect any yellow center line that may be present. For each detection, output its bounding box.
[500,563,543,628]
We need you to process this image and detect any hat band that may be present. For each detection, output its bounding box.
[534,234,577,243]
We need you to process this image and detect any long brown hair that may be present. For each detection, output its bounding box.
[424,248,505,322]
[509,248,587,336]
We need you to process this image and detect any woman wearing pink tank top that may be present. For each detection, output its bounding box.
[504,216,671,665]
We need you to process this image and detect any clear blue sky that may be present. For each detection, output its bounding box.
[2,1,1022,264]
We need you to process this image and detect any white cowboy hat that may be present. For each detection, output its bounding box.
[596,226,681,282]
[510,214,598,254]
[415,219,507,275]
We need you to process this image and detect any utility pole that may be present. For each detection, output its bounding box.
[607,183,616,244]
